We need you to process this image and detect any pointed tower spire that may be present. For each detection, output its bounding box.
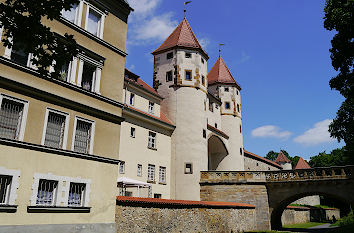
[152,18,208,59]
[295,157,311,169]
[208,56,241,89]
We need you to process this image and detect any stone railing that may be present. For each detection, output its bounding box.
[200,166,354,184]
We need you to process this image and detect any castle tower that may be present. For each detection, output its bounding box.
[275,152,292,170]
[208,56,244,170]
[152,18,209,200]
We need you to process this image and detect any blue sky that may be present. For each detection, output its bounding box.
[125,0,344,160]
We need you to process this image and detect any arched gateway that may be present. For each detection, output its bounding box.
[207,135,229,170]
[200,166,354,231]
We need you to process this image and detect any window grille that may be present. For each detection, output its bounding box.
[148,102,154,114]
[44,111,66,148]
[148,132,156,148]
[159,166,166,184]
[0,98,24,140]
[68,182,86,207]
[137,164,142,177]
[119,162,125,174]
[73,119,92,154]
[0,175,12,204]
[147,164,155,182]
[36,179,58,206]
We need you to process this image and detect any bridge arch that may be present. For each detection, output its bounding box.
[268,182,354,229]
[207,135,229,170]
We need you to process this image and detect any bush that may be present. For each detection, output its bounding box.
[337,211,354,227]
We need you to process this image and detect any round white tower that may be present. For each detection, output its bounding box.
[208,57,244,171]
[152,18,209,200]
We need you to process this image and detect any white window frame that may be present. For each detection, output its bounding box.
[76,55,103,94]
[4,38,36,69]
[71,116,95,154]
[137,164,142,177]
[159,166,166,184]
[30,173,91,207]
[148,131,156,149]
[0,166,20,205]
[147,164,155,182]
[50,58,77,84]
[119,161,125,174]
[148,101,154,114]
[0,94,29,141]
[84,3,106,39]
[0,27,3,41]
[41,108,70,150]
[61,1,84,26]
[130,127,135,138]
[67,182,87,207]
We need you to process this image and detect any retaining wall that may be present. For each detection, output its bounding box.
[115,196,256,233]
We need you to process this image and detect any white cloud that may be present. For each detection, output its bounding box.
[199,38,210,49]
[238,51,251,64]
[294,119,336,146]
[132,13,178,42]
[127,0,160,19]
[251,125,292,139]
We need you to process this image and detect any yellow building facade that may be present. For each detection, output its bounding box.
[0,0,132,232]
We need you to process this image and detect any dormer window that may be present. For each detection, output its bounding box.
[185,52,191,58]
[166,52,173,59]
[185,70,192,81]
[129,93,135,105]
[148,101,154,114]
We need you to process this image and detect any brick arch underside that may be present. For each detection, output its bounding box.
[207,135,229,170]
[267,180,354,229]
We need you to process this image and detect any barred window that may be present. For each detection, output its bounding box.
[147,164,155,182]
[0,98,25,140]
[148,131,156,149]
[159,166,166,184]
[0,175,12,204]
[73,119,93,154]
[148,102,154,114]
[68,182,86,207]
[44,111,67,149]
[137,164,142,177]
[36,179,58,206]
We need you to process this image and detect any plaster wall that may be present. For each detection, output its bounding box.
[206,97,222,129]
[118,114,172,199]
[0,146,117,225]
[244,156,279,171]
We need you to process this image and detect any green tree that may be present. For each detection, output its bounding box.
[0,0,79,79]
[265,150,278,161]
[309,147,346,167]
[324,0,354,162]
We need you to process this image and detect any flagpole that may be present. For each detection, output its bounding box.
[184,1,192,19]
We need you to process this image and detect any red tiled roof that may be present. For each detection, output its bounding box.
[244,150,282,169]
[125,105,174,126]
[152,18,208,58]
[116,196,255,209]
[124,69,161,98]
[295,157,311,169]
[275,152,291,163]
[208,56,240,89]
[286,205,310,210]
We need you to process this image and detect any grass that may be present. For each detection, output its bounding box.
[314,204,336,209]
[283,222,326,228]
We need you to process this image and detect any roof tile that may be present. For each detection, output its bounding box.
[295,157,311,169]
[275,152,291,163]
[208,56,240,89]
[244,150,282,169]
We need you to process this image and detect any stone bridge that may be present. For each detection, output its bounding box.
[200,166,354,230]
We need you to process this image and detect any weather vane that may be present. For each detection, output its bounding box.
[218,44,225,57]
[184,1,192,18]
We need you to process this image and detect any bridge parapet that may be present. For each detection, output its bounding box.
[200,166,354,184]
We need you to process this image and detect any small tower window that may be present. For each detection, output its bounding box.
[185,163,193,174]
[240,148,243,155]
[225,87,229,92]
[209,101,213,112]
[215,123,217,128]
[203,129,206,138]
[236,90,239,95]
[240,124,242,133]
[130,127,136,138]
[225,102,230,109]
[201,57,204,64]
[129,93,135,105]
[237,104,240,112]
[166,71,173,82]
[185,52,192,58]
[167,52,173,59]
[185,70,192,81]
[202,76,205,86]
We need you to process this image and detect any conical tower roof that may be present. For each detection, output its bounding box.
[275,151,291,163]
[295,157,311,169]
[152,18,208,59]
[207,56,241,89]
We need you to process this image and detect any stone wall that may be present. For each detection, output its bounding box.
[292,195,320,206]
[244,155,279,171]
[115,197,256,233]
[281,208,310,225]
[200,184,270,231]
